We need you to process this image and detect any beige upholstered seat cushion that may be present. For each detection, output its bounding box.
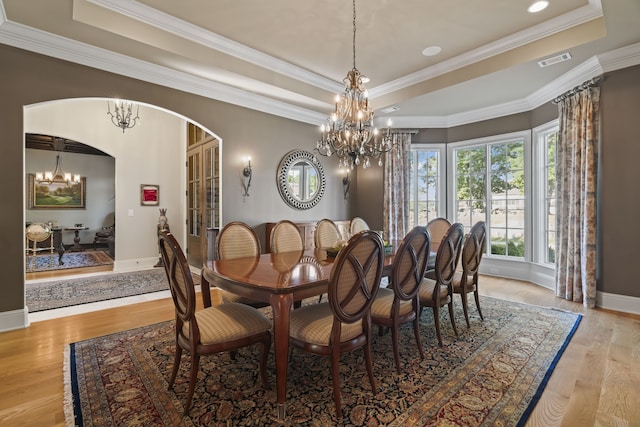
[219,289,263,305]
[183,302,271,345]
[451,271,476,293]
[370,287,414,319]
[418,278,449,304]
[289,303,363,346]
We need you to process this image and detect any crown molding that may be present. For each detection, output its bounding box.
[369,0,603,98]
[87,0,343,94]
[1,0,639,129]
[0,15,325,124]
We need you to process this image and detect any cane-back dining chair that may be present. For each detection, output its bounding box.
[370,226,431,373]
[159,231,272,416]
[418,223,464,346]
[314,218,342,250]
[349,216,370,236]
[453,221,487,328]
[216,221,266,307]
[426,217,452,272]
[270,220,304,253]
[288,230,384,418]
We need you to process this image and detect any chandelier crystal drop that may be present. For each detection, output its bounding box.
[315,0,394,169]
[107,100,140,133]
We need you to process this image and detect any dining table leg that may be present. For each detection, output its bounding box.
[270,293,293,420]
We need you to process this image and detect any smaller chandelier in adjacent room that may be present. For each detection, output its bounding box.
[35,152,80,185]
[107,100,140,133]
[315,0,394,169]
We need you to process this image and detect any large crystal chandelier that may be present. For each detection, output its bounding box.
[315,0,393,169]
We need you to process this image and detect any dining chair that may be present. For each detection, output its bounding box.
[426,217,452,272]
[216,221,266,307]
[418,222,464,346]
[370,226,430,373]
[314,218,342,250]
[453,221,487,328]
[159,231,272,416]
[288,230,384,418]
[349,216,370,236]
[269,219,304,253]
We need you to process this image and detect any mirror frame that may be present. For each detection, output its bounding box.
[276,150,326,210]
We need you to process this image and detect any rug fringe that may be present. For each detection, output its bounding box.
[63,345,75,427]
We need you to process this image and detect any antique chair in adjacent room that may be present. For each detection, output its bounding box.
[159,231,272,416]
[452,221,487,328]
[418,223,464,346]
[370,226,431,373]
[288,230,384,417]
[215,221,266,307]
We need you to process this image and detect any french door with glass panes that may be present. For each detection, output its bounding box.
[186,124,220,267]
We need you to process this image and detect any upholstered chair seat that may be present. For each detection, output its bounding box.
[451,272,477,293]
[418,279,450,305]
[290,303,363,346]
[184,303,272,345]
[370,287,414,318]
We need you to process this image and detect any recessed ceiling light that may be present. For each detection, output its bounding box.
[422,46,442,57]
[528,1,549,13]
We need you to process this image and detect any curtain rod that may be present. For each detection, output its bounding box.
[552,76,602,104]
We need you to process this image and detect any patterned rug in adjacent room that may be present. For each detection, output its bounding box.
[26,250,113,272]
[65,297,581,426]
[27,269,201,312]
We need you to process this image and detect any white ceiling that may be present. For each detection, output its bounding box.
[2,0,640,127]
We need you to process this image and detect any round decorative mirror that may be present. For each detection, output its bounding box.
[277,150,326,210]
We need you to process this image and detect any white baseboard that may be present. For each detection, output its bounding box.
[0,307,29,332]
[597,291,640,315]
[113,257,160,273]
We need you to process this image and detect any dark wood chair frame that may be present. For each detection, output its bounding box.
[419,223,464,346]
[289,230,384,418]
[371,226,431,373]
[454,221,487,327]
[159,231,272,415]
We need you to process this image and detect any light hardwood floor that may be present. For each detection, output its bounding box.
[1,274,638,426]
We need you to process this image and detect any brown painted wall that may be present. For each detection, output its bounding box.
[0,44,349,314]
[600,64,640,297]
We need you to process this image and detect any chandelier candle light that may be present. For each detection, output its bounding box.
[107,100,140,133]
[315,0,394,169]
[35,139,80,185]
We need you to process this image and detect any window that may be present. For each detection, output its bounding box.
[533,121,558,265]
[450,133,527,259]
[408,146,445,228]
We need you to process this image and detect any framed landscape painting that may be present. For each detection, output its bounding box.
[28,174,86,209]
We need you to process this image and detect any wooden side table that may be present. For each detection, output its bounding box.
[64,226,89,252]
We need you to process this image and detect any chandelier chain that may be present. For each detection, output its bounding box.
[314,0,395,169]
[352,0,357,70]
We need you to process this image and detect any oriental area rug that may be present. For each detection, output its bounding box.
[27,269,200,312]
[26,250,113,272]
[65,297,581,426]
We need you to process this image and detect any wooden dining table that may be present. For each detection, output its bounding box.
[201,248,393,420]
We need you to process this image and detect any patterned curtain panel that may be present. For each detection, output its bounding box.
[383,133,411,246]
[555,82,600,308]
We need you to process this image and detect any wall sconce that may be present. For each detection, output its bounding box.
[341,168,351,199]
[241,156,252,196]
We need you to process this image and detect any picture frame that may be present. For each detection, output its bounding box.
[140,184,160,206]
[28,173,86,209]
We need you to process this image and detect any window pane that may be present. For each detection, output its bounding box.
[409,148,440,226]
